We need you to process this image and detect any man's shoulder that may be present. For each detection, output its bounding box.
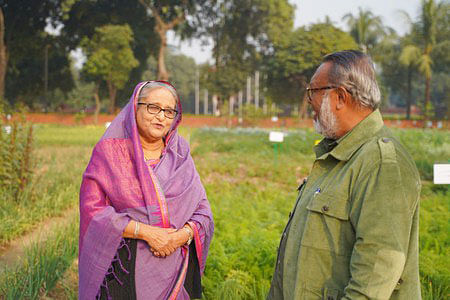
[376,135,397,163]
[355,126,419,178]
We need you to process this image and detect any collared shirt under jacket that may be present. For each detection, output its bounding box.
[268,109,421,300]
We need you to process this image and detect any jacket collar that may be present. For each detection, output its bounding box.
[314,109,384,161]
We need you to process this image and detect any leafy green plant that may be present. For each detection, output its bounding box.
[0,125,447,299]
[192,128,449,299]
[0,114,35,202]
[0,125,103,245]
[0,216,78,299]
[392,128,450,180]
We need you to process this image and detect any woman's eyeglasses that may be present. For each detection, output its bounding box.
[137,103,178,119]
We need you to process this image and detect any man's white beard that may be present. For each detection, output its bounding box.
[313,94,339,139]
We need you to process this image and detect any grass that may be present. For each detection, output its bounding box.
[0,124,448,299]
[418,184,450,300]
[0,213,78,299]
[191,129,314,299]
[0,124,195,246]
[392,128,450,180]
[191,127,449,299]
[0,143,91,246]
[32,124,106,147]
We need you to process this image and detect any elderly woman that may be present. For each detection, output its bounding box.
[79,81,214,299]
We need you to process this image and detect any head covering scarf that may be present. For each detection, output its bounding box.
[79,81,214,299]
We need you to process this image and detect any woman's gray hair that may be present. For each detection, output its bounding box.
[138,81,179,105]
[323,50,380,109]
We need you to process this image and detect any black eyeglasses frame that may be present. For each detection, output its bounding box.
[306,86,340,103]
[137,102,178,119]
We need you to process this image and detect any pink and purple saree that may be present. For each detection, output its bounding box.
[79,81,214,299]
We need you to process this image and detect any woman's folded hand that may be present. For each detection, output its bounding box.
[140,225,177,257]
[168,229,190,249]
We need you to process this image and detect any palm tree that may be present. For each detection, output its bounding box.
[399,0,443,122]
[399,43,421,119]
[342,7,387,53]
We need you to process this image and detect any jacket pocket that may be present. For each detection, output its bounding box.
[306,192,349,221]
[301,192,353,256]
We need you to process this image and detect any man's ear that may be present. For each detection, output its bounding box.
[335,87,347,110]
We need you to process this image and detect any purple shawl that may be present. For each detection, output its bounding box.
[79,81,214,299]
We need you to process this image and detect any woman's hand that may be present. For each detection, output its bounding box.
[150,226,192,257]
[140,224,177,257]
[168,229,191,249]
[151,229,188,257]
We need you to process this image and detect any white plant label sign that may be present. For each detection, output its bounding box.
[269,131,284,143]
[434,164,450,184]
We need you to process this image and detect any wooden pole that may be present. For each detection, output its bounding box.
[203,89,208,114]
[246,76,251,104]
[254,71,259,108]
[238,90,243,123]
[195,69,199,115]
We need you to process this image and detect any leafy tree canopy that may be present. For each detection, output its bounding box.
[342,7,389,54]
[2,0,73,106]
[62,0,157,104]
[266,23,358,104]
[81,24,139,113]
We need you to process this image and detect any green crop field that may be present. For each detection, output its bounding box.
[0,124,448,299]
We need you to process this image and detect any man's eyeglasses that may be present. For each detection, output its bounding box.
[137,102,178,119]
[306,86,339,103]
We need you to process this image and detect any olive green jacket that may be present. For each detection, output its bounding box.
[268,110,421,300]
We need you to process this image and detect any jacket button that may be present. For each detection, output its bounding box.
[322,205,329,212]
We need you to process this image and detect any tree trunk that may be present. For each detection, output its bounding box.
[157,29,169,81]
[138,1,185,82]
[107,80,117,114]
[406,66,412,120]
[94,83,101,125]
[423,74,431,126]
[227,95,233,128]
[299,96,308,119]
[0,8,7,101]
[297,77,309,119]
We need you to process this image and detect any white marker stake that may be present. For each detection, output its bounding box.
[269,131,284,164]
[269,131,284,143]
[434,164,450,184]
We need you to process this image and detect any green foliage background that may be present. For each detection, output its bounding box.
[190,128,449,299]
[0,125,448,299]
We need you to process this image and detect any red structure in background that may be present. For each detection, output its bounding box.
[381,105,422,116]
[14,113,449,129]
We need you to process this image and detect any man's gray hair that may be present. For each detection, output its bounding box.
[323,50,380,109]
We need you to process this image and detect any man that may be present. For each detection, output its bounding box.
[268,50,421,300]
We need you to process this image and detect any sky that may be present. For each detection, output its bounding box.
[167,0,422,64]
